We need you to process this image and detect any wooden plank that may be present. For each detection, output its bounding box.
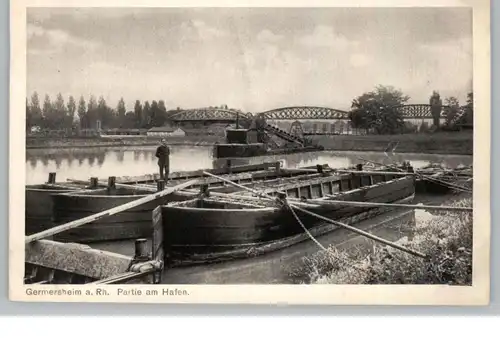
[23,265,38,284]
[90,271,152,284]
[112,162,281,183]
[25,240,133,280]
[25,179,201,243]
[43,183,87,190]
[233,173,353,195]
[67,169,282,190]
[337,170,413,176]
[151,206,164,284]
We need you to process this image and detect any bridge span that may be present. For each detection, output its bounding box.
[169,104,447,135]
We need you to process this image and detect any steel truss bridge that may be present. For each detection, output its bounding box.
[169,104,447,123]
[169,104,448,139]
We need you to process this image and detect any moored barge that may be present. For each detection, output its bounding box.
[160,167,416,265]
[41,163,336,242]
[25,173,86,235]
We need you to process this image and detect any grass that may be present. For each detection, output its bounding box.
[311,131,473,155]
[288,198,473,285]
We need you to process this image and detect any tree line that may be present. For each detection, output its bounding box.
[348,85,474,134]
[26,86,474,135]
[25,92,181,132]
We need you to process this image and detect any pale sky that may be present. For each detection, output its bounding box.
[27,7,472,113]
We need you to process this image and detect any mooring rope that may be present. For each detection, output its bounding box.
[281,198,378,274]
[282,199,328,252]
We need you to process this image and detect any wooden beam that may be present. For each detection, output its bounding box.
[336,170,413,176]
[43,183,87,190]
[79,162,282,185]
[25,179,201,243]
[90,270,152,284]
[25,240,133,280]
[152,206,164,284]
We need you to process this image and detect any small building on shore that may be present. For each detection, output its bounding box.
[147,126,186,137]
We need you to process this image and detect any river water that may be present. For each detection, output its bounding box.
[25,145,472,283]
[25,145,473,184]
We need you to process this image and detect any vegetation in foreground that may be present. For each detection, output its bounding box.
[289,199,472,285]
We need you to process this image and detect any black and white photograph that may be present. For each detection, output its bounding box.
[10,0,490,305]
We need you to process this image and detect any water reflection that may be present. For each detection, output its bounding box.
[26,146,473,185]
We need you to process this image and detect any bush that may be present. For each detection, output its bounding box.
[289,199,472,285]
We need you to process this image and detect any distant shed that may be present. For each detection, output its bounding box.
[147,126,186,137]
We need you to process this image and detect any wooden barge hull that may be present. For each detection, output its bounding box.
[416,175,473,194]
[161,174,416,264]
[50,187,188,243]
[160,207,416,284]
[23,207,416,285]
[415,165,473,194]
[45,164,333,242]
[25,184,84,235]
[24,161,286,236]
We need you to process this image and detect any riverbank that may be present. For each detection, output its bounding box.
[311,131,473,155]
[289,197,472,285]
[26,131,473,155]
[25,135,224,149]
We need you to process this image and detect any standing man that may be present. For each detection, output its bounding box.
[155,138,170,181]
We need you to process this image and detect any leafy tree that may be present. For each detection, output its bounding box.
[87,95,98,129]
[97,96,115,128]
[117,98,126,127]
[26,98,31,132]
[67,95,76,128]
[429,91,443,127]
[444,96,460,127]
[134,100,143,128]
[29,92,42,130]
[149,100,167,127]
[158,100,167,112]
[349,85,409,134]
[458,92,474,127]
[123,111,137,129]
[156,100,167,126]
[77,96,87,129]
[42,94,52,129]
[50,93,68,130]
[150,100,159,127]
[143,101,151,128]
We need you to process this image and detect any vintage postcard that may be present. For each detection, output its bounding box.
[9,0,490,305]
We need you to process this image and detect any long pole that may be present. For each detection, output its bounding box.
[289,203,427,258]
[25,179,200,244]
[202,171,427,258]
[336,170,416,176]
